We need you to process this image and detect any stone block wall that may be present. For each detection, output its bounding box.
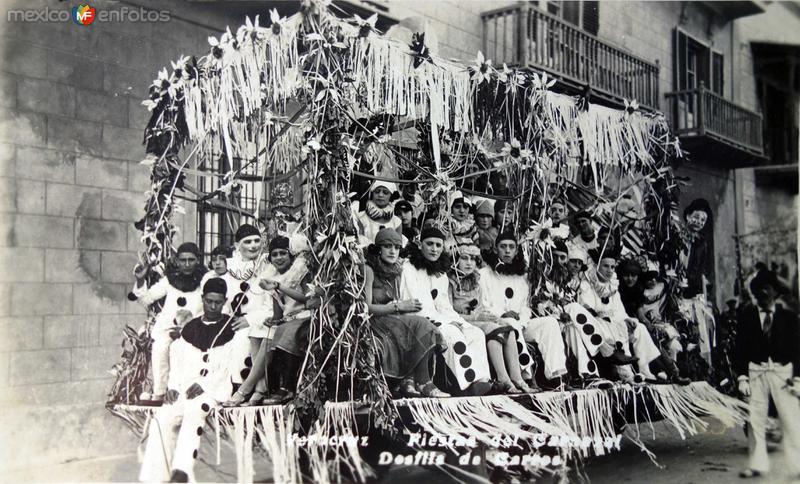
[0,0,243,470]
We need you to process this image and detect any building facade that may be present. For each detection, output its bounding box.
[0,0,797,473]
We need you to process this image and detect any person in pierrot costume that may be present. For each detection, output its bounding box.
[139,277,249,483]
[734,267,800,479]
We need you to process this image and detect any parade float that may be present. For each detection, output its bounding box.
[107,1,747,481]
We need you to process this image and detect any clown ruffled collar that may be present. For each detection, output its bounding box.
[641,281,666,304]
[407,244,451,276]
[588,270,619,300]
[181,315,236,352]
[450,218,476,237]
[166,265,208,292]
[227,251,269,281]
[484,251,527,276]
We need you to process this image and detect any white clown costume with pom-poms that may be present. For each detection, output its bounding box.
[224,252,275,339]
[132,275,205,398]
[478,267,567,380]
[139,314,250,483]
[400,261,491,390]
[578,273,662,379]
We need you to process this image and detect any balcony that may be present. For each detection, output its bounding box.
[481,4,660,110]
[665,83,765,164]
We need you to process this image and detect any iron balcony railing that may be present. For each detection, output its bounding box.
[665,82,763,155]
[481,4,660,110]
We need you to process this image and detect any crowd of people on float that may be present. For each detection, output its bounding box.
[133,179,751,481]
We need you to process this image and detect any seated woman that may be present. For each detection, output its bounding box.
[637,265,689,378]
[448,243,534,393]
[493,200,516,233]
[474,200,497,253]
[365,228,448,397]
[400,227,493,396]
[260,235,313,404]
[225,235,311,405]
[617,259,644,318]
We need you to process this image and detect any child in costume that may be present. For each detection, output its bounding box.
[357,180,403,246]
[474,200,498,253]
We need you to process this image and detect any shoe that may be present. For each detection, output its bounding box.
[222,390,248,407]
[246,390,268,406]
[399,379,422,398]
[136,392,164,406]
[496,380,522,394]
[606,348,638,366]
[468,380,494,397]
[262,388,294,405]
[738,469,762,478]
[670,374,691,386]
[581,374,612,390]
[419,382,450,398]
[512,379,537,393]
[169,470,189,482]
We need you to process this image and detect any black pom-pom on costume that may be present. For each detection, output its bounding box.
[127,292,138,301]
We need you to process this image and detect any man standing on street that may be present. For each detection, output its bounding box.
[734,268,800,479]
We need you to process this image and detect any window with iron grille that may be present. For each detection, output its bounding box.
[196,152,266,255]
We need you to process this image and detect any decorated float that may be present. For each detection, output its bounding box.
[108,1,747,482]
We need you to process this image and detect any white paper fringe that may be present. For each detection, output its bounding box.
[113,382,745,483]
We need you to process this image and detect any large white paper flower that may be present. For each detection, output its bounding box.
[471,51,494,84]
[500,138,532,162]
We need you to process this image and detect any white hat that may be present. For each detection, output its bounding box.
[448,190,473,208]
[369,180,399,194]
[567,244,588,264]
